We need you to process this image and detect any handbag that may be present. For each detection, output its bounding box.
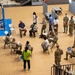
[20,55,24,60]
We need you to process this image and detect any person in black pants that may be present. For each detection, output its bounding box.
[25,41,33,54]
[22,47,31,70]
[29,23,36,37]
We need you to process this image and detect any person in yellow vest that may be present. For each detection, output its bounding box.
[22,47,32,70]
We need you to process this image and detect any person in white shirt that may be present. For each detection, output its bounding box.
[53,17,59,35]
[44,38,49,48]
[33,12,37,24]
[41,37,50,54]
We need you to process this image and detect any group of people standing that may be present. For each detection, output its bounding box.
[63,13,75,36]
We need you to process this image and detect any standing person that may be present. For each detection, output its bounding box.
[18,21,27,38]
[54,45,63,66]
[53,17,59,35]
[72,37,75,48]
[33,12,37,24]
[49,14,54,31]
[22,47,31,70]
[68,16,74,36]
[63,13,69,33]
[40,18,47,36]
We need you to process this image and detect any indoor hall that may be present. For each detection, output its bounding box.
[0,2,75,75]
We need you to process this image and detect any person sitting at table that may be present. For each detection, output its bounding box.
[18,21,27,38]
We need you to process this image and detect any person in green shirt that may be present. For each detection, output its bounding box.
[22,47,31,70]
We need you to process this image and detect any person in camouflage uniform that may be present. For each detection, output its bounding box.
[40,18,47,35]
[68,16,74,36]
[72,23,75,48]
[54,45,63,66]
[4,34,12,49]
[11,38,22,53]
[63,13,69,33]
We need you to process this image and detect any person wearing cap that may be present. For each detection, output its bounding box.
[18,21,27,38]
[54,45,63,66]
